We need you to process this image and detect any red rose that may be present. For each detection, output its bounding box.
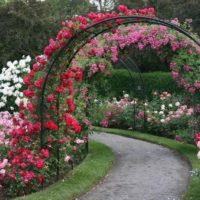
[23,89,35,98]
[37,175,44,184]
[148,7,155,13]
[27,103,35,112]
[34,78,43,89]
[15,128,25,137]
[195,133,200,142]
[34,159,45,169]
[28,122,41,134]
[75,71,83,82]
[44,120,58,131]
[47,94,54,102]
[32,63,40,71]
[117,5,128,13]
[47,136,53,143]
[139,8,148,15]
[8,173,15,181]
[55,84,65,93]
[21,136,31,142]
[66,98,75,113]
[40,149,49,159]
[20,163,27,169]
[23,75,31,85]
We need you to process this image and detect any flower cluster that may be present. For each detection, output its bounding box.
[91,91,194,139]
[195,132,200,159]
[0,56,31,112]
[73,21,199,94]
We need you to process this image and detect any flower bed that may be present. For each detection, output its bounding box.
[88,91,194,142]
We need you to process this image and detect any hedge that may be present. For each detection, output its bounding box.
[93,69,184,99]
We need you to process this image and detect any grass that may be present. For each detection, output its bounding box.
[94,127,200,200]
[15,141,114,200]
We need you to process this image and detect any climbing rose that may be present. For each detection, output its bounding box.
[23,89,34,98]
[197,141,200,149]
[64,155,71,162]
[197,151,200,160]
[34,78,43,89]
[34,159,45,169]
[44,120,58,131]
[66,98,75,113]
[47,94,54,102]
[40,149,49,159]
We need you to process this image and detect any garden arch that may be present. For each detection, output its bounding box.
[37,13,199,179]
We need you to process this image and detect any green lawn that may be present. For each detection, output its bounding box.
[94,127,200,200]
[15,141,114,200]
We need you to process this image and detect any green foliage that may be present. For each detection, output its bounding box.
[93,69,184,99]
[0,0,95,67]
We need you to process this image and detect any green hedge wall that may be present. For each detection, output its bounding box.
[93,69,184,99]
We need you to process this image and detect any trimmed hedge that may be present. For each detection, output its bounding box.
[94,69,184,99]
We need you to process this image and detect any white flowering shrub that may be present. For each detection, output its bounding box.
[0,56,31,112]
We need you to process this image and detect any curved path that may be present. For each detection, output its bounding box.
[79,132,191,200]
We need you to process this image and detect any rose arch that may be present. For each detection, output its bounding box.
[1,5,200,197]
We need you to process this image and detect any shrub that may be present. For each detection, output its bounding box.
[93,69,184,99]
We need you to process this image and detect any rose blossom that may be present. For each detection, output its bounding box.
[64,155,71,162]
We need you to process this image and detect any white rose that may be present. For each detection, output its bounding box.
[154,111,158,114]
[10,106,14,111]
[26,55,31,62]
[0,102,5,108]
[6,61,12,67]
[13,60,18,65]
[160,119,165,123]
[1,96,7,103]
[19,60,26,68]
[124,94,129,98]
[15,83,22,89]
[175,102,180,107]
[161,105,165,110]
[15,97,21,106]
[159,111,164,115]
[168,104,173,107]
[197,141,200,149]
[197,151,200,159]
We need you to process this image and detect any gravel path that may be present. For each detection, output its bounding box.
[79,132,191,200]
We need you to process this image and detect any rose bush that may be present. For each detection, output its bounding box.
[89,91,194,142]
[0,56,31,112]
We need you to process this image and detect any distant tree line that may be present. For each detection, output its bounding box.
[0,0,95,66]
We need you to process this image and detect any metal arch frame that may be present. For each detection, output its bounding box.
[40,15,200,144]
[38,15,200,180]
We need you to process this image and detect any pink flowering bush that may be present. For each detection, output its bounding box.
[90,91,194,141]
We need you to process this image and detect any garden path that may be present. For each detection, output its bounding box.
[78,132,191,200]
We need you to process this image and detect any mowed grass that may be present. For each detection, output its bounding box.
[15,141,114,200]
[94,127,200,200]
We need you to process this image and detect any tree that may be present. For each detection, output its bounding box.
[0,0,96,67]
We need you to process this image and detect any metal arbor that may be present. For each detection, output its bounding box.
[38,16,200,179]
